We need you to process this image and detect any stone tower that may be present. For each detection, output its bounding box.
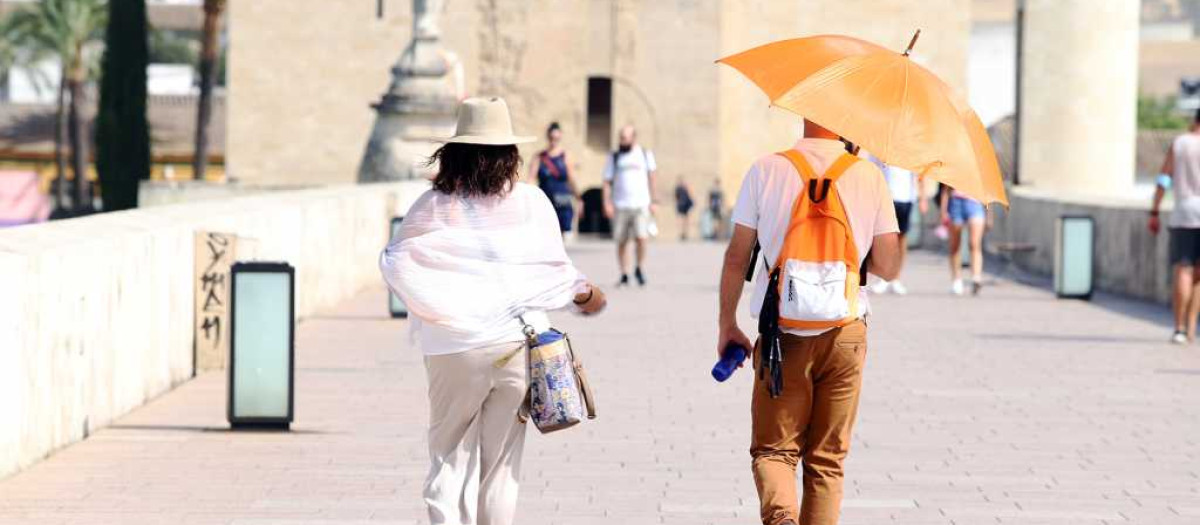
[357,0,460,182]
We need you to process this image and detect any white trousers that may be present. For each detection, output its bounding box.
[424,342,528,525]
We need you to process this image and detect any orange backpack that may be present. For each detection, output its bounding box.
[756,149,863,398]
[771,150,862,330]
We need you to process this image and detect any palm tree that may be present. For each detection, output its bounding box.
[6,0,107,215]
[193,0,224,181]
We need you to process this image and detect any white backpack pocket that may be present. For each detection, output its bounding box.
[780,259,850,322]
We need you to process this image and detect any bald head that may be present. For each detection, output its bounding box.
[618,125,637,148]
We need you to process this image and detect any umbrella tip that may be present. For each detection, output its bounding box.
[903,29,922,57]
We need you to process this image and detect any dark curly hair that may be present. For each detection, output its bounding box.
[427,143,523,198]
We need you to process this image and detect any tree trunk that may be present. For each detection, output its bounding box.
[53,72,70,215]
[68,72,90,214]
[193,0,223,181]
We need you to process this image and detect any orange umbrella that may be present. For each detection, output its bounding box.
[718,32,1008,206]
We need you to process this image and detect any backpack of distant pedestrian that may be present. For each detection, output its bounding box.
[756,150,862,396]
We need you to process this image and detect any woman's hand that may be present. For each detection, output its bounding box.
[574,284,607,315]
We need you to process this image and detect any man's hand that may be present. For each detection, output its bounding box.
[649,202,659,216]
[918,196,929,215]
[717,322,753,364]
[603,202,615,220]
[1149,214,1162,235]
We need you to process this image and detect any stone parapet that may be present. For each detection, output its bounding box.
[0,181,428,479]
[991,185,1169,304]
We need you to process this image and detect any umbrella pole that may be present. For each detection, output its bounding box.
[903,29,922,57]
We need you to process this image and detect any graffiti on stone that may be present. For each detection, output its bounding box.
[194,232,237,371]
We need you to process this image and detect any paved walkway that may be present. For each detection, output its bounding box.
[1,242,1198,525]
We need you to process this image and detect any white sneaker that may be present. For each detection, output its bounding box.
[870,280,890,294]
[891,281,908,295]
[1171,331,1189,345]
[950,279,965,296]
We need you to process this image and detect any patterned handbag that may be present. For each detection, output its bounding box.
[518,317,596,433]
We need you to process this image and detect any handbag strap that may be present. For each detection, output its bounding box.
[563,333,597,419]
[517,314,538,346]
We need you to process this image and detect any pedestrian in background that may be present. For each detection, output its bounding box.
[718,120,901,525]
[941,188,988,295]
[603,124,658,287]
[708,178,726,240]
[1150,108,1200,344]
[863,152,918,295]
[675,177,695,241]
[380,97,607,525]
[530,122,579,240]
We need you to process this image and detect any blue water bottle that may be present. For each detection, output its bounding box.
[712,344,748,382]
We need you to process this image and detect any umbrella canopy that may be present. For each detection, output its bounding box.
[718,33,1008,207]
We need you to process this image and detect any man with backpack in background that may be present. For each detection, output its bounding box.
[716,120,901,525]
[603,125,658,287]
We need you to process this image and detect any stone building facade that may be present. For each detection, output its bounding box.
[227,0,971,236]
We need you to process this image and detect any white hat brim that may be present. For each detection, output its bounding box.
[440,134,537,146]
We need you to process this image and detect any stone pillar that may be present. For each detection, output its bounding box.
[1019,0,1139,194]
[358,0,460,183]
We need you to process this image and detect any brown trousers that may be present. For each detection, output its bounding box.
[751,320,868,525]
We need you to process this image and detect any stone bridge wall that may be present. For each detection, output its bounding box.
[0,182,427,479]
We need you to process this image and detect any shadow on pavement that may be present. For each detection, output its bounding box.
[107,424,333,435]
[976,332,1167,345]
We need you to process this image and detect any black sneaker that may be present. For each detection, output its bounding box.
[971,280,983,296]
[617,274,629,287]
[634,267,646,287]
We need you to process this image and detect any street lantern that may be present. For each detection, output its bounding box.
[228,261,295,429]
[1054,215,1094,300]
[389,217,409,318]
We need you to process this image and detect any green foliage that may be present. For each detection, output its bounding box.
[95,0,151,211]
[1138,94,1189,131]
[3,0,107,74]
[149,28,197,65]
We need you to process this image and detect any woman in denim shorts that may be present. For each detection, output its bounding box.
[940,186,988,295]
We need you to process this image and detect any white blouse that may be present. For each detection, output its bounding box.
[379,182,589,355]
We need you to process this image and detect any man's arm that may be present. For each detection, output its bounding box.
[718,224,757,358]
[868,233,902,281]
[1150,143,1175,235]
[648,169,658,213]
[602,156,615,219]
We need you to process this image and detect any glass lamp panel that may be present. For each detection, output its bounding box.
[232,271,291,419]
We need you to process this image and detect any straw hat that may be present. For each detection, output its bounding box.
[442,97,536,145]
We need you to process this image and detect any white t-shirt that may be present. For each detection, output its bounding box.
[861,151,917,203]
[1170,133,1200,229]
[603,145,657,209]
[731,138,900,336]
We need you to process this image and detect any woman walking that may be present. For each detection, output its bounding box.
[941,186,988,295]
[380,97,607,525]
[530,122,579,239]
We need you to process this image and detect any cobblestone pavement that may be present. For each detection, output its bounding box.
[1,241,1198,524]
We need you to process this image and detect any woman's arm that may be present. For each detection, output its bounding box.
[563,151,580,198]
[573,283,607,315]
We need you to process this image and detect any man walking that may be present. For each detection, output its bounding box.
[863,152,918,294]
[603,125,657,286]
[717,120,901,525]
[1150,109,1200,344]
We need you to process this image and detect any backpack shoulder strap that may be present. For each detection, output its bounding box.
[823,153,860,182]
[776,150,817,183]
